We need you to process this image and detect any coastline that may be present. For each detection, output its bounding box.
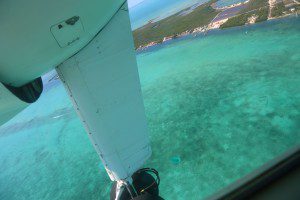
[135,0,300,51]
[136,13,299,54]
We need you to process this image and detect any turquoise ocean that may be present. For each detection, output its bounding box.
[0,16,299,199]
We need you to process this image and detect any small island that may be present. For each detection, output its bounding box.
[133,0,300,50]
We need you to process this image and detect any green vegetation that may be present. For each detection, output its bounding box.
[283,0,300,12]
[255,7,269,22]
[132,0,296,48]
[290,5,300,15]
[220,0,269,29]
[271,2,286,17]
[283,0,294,4]
[220,13,251,29]
[240,0,269,13]
[133,0,219,48]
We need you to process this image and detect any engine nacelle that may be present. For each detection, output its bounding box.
[0,77,43,126]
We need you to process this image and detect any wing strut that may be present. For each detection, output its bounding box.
[56,2,163,200]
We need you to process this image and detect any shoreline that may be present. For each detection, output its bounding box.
[135,0,251,51]
[136,10,298,51]
[134,0,300,51]
[136,13,299,52]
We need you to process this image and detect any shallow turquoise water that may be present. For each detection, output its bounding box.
[1,17,300,199]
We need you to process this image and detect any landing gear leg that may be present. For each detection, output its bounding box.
[110,168,164,200]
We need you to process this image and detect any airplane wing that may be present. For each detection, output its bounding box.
[0,0,152,190]
[56,3,151,181]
